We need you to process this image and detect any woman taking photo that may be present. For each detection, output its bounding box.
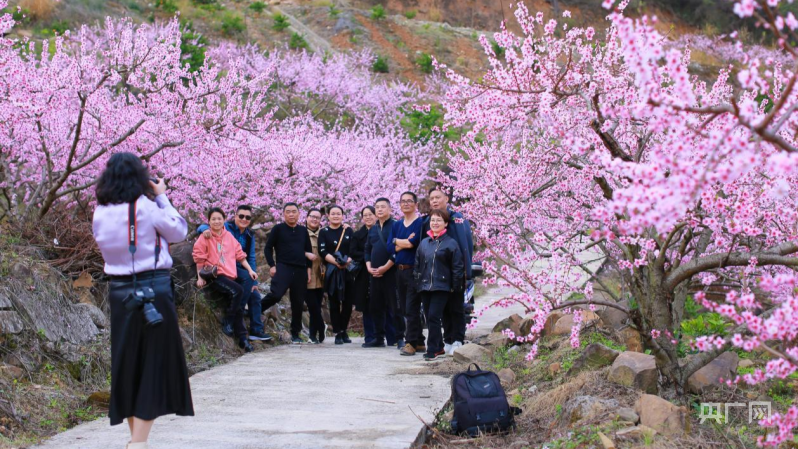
[193,208,259,352]
[413,209,465,361]
[319,205,354,344]
[350,206,375,345]
[92,152,194,449]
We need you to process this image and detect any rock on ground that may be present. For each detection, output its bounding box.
[559,395,620,427]
[608,351,658,394]
[492,314,523,336]
[453,343,490,365]
[687,351,739,394]
[568,343,620,375]
[634,394,690,437]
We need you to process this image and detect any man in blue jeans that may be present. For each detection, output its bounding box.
[198,205,272,342]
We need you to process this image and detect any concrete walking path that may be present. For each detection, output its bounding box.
[33,338,450,449]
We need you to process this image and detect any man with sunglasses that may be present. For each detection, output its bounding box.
[199,205,273,342]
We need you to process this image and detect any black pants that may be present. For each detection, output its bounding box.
[397,267,424,347]
[443,291,466,344]
[306,288,324,340]
[421,291,450,356]
[262,263,308,337]
[369,268,404,343]
[329,285,354,334]
[210,275,246,339]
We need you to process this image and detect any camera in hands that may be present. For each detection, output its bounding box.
[122,286,163,328]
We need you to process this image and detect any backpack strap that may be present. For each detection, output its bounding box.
[467,363,481,372]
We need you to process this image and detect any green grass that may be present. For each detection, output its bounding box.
[249,1,266,13]
[220,13,245,36]
[328,5,340,17]
[416,52,433,73]
[372,55,389,73]
[490,346,521,371]
[370,4,385,20]
[404,9,417,19]
[273,14,290,31]
[289,32,309,50]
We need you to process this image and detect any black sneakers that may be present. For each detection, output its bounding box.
[334,333,344,345]
[341,332,352,344]
[238,338,254,353]
[309,338,321,344]
[222,321,234,338]
[423,350,445,361]
[291,336,302,345]
[248,331,273,342]
[362,340,386,348]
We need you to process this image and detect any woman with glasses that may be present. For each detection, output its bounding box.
[305,208,326,343]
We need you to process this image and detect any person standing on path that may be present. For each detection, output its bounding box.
[197,205,272,342]
[350,206,376,343]
[319,205,355,344]
[92,152,194,449]
[390,192,425,356]
[364,198,404,348]
[261,203,314,345]
[422,186,474,356]
[194,208,259,353]
[305,208,326,344]
[414,209,465,361]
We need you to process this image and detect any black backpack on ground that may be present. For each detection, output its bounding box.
[450,363,518,436]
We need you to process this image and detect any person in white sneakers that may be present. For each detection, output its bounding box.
[413,209,465,361]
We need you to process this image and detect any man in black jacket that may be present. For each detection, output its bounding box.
[261,203,315,344]
[363,198,404,348]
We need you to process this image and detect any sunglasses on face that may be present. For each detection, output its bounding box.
[238,214,252,221]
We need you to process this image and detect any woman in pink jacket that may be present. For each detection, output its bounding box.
[193,207,258,352]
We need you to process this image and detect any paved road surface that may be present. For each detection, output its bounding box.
[33,339,449,449]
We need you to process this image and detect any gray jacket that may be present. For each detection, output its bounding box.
[413,233,465,293]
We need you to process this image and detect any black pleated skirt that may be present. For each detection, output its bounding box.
[108,270,194,426]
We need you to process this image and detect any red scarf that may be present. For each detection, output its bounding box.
[427,228,447,239]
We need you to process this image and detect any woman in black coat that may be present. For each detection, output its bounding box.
[413,208,464,361]
[350,206,375,343]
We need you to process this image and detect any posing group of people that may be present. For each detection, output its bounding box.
[91,152,474,449]
[192,189,474,361]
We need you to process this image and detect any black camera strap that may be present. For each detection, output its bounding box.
[128,201,163,291]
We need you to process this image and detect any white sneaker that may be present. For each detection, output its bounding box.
[451,341,464,355]
[444,343,453,356]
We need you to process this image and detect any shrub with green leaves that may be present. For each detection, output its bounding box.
[416,52,433,73]
[370,4,385,20]
[249,1,266,13]
[273,14,290,31]
[404,10,416,19]
[491,40,505,58]
[372,55,389,73]
[221,13,245,36]
[328,5,340,17]
[180,21,208,72]
[289,32,309,50]
[155,0,178,13]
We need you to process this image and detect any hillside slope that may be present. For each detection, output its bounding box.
[2,0,718,86]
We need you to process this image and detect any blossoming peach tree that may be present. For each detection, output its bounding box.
[440,0,797,444]
[0,5,432,225]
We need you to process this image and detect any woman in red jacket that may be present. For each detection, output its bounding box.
[193,207,258,352]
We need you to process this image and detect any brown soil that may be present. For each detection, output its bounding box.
[356,13,423,85]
